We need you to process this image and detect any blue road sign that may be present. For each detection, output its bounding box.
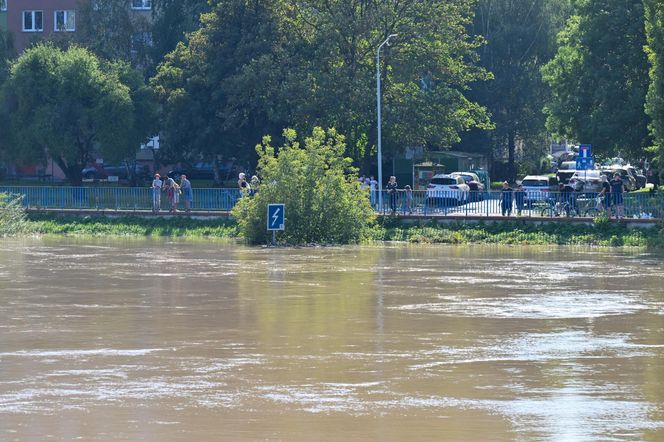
[579,144,592,158]
[267,204,285,231]
[576,144,594,170]
[576,157,594,170]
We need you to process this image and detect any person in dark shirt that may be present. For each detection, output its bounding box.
[610,173,624,218]
[386,176,398,214]
[598,174,612,215]
[514,184,525,216]
[500,181,513,216]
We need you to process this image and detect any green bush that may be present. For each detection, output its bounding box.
[232,127,376,245]
[0,193,28,236]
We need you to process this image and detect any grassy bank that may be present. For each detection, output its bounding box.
[16,213,664,249]
[372,217,664,248]
[26,214,239,238]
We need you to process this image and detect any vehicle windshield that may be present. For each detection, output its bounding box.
[431,177,458,186]
[521,179,548,187]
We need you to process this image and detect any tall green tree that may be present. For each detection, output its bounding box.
[5,44,157,185]
[76,0,152,69]
[542,0,650,159]
[151,0,291,182]
[151,0,211,64]
[645,0,664,163]
[287,0,492,168]
[467,0,569,181]
[152,0,492,180]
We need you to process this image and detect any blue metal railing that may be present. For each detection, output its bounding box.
[2,186,662,219]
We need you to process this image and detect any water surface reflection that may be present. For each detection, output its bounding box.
[1,239,663,440]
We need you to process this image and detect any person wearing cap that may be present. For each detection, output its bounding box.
[151,173,162,213]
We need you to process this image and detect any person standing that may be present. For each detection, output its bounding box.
[370,176,378,208]
[238,173,251,196]
[386,176,398,214]
[514,184,525,216]
[404,185,413,214]
[180,174,193,212]
[598,174,611,215]
[151,173,162,213]
[500,181,513,216]
[610,173,625,219]
[250,175,260,196]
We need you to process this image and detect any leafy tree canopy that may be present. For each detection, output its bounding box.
[5,44,157,185]
[542,0,650,159]
[151,0,492,178]
[645,0,664,166]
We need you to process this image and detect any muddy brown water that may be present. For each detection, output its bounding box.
[1,238,663,441]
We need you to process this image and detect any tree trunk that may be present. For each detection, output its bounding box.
[212,157,221,186]
[55,156,83,186]
[508,130,516,183]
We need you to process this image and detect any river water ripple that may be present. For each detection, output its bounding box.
[0,238,663,441]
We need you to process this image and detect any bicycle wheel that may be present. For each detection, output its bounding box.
[541,207,554,217]
[584,208,600,218]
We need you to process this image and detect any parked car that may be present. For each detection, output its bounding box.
[568,170,603,193]
[82,162,150,181]
[556,161,577,184]
[604,167,637,191]
[451,171,486,192]
[426,174,470,203]
[625,165,646,189]
[521,175,559,203]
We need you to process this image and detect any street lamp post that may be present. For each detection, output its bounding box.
[376,34,397,213]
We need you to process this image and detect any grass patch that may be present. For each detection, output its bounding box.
[26,214,240,238]
[368,217,659,248]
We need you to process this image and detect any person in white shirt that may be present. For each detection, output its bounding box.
[152,173,162,213]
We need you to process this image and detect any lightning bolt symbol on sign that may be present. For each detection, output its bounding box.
[272,208,280,226]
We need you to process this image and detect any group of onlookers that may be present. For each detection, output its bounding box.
[238,173,260,196]
[151,173,193,213]
[500,172,628,218]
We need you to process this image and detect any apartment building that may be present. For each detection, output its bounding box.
[1,0,7,32]
[3,0,152,54]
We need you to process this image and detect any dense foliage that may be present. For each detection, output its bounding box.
[232,127,375,245]
[4,44,157,185]
[3,0,664,192]
[0,193,28,236]
[151,0,492,176]
[467,0,569,181]
[542,0,650,159]
[645,0,664,167]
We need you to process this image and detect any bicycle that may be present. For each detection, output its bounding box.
[541,199,579,217]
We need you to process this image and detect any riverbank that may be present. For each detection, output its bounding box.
[20,214,664,248]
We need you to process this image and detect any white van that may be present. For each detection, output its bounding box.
[521,175,558,202]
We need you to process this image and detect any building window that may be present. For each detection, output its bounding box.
[131,0,151,10]
[54,10,76,32]
[1,0,7,12]
[23,11,44,32]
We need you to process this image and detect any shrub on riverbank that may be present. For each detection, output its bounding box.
[232,128,375,245]
[0,193,29,236]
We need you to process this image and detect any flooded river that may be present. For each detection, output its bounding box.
[1,238,663,441]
